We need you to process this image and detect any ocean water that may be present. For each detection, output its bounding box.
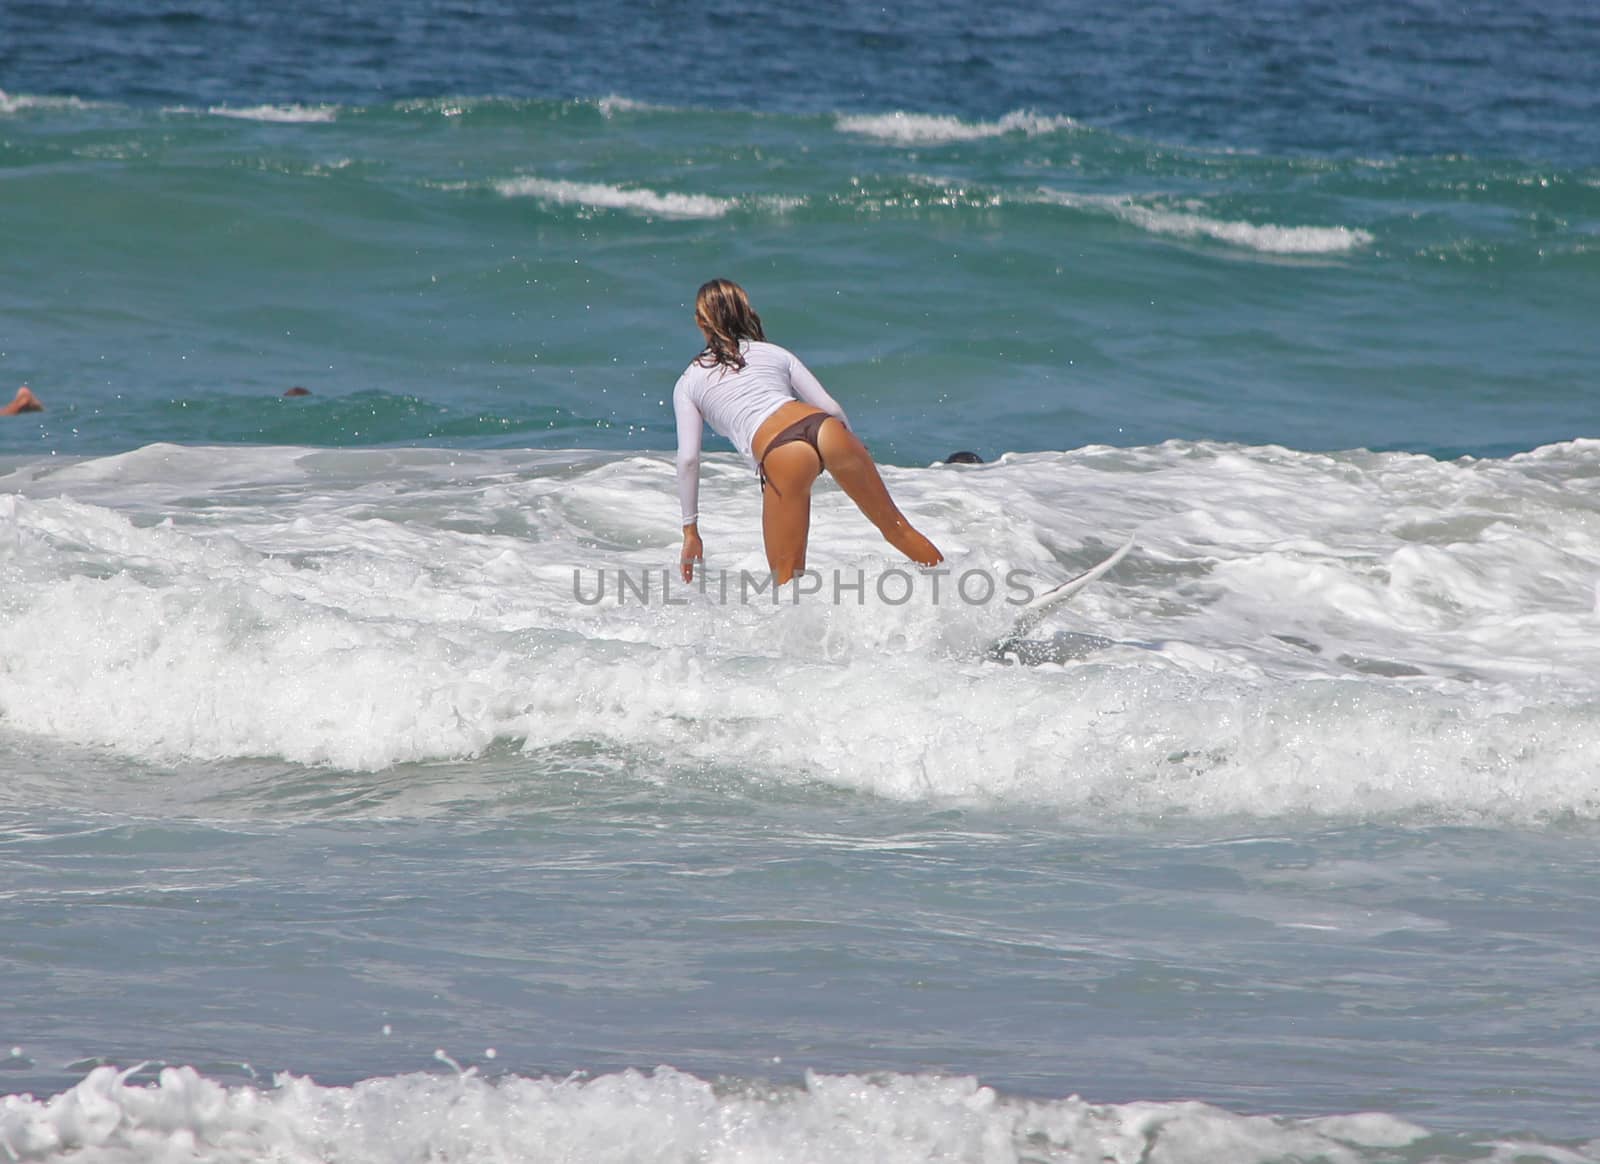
[3,1,1600,1160]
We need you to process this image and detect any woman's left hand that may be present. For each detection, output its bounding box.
[680,526,704,583]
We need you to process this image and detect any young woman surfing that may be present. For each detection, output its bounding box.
[673,279,944,585]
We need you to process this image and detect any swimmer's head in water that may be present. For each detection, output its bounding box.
[694,278,765,372]
[283,386,312,397]
[944,450,984,464]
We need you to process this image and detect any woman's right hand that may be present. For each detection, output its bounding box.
[680,525,704,583]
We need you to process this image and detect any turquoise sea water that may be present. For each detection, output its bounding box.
[0,93,1595,462]
[3,2,1600,1160]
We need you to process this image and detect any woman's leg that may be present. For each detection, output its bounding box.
[760,440,824,584]
[817,419,943,566]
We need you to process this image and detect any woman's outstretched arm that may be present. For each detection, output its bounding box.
[672,381,706,581]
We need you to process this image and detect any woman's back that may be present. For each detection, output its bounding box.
[674,340,841,463]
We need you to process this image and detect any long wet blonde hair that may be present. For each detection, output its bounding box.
[694,278,765,371]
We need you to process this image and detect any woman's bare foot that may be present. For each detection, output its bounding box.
[883,519,943,568]
[1,386,43,415]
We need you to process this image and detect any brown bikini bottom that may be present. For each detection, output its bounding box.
[757,411,829,494]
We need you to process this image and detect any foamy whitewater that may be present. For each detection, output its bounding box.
[0,1064,1451,1164]
[4,0,1600,1158]
[6,440,1600,1157]
[3,441,1598,812]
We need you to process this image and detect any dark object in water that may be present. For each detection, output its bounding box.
[944,450,983,464]
[283,386,312,397]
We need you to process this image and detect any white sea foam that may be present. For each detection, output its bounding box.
[493,177,735,219]
[1038,190,1374,253]
[596,94,660,117]
[0,91,100,116]
[0,1063,1445,1164]
[1113,203,1374,253]
[204,104,339,123]
[1,440,1597,821]
[837,109,1078,145]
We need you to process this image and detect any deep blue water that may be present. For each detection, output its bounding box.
[6,0,1600,162]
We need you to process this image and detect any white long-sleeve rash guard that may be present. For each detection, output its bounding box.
[672,340,850,526]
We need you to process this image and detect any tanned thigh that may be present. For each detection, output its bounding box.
[815,419,906,531]
[761,440,822,583]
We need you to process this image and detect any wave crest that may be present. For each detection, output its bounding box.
[203,103,340,123]
[493,177,736,219]
[0,90,101,116]
[836,109,1079,145]
[1039,190,1374,254]
[0,1063,1437,1164]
